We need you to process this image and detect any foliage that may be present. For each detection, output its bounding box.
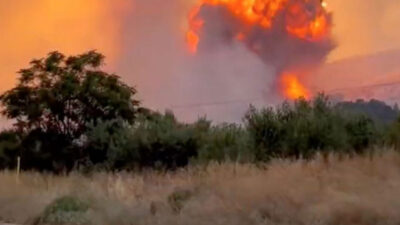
[86,111,201,170]
[337,99,399,124]
[345,114,378,153]
[244,94,379,160]
[0,130,20,169]
[385,117,400,149]
[34,196,91,225]
[196,123,254,163]
[0,51,140,172]
[0,50,397,171]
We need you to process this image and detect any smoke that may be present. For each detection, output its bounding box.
[2,0,398,124]
[115,0,279,122]
[195,1,334,73]
[0,0,333,123]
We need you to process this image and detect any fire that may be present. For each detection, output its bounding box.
[185,0,332,99]
[281,73,311,100]
[285,2,329,41]
[186,0,330,53]
[186,30,201,53]
[186,5,204,53]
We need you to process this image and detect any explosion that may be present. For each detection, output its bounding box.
[281,73,310,99]
[186,0,333,100]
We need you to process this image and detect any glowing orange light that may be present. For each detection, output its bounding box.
[186,5,204,53]
[0,0,132,92]
[286,11,329,41]
[281,73,311,100]
[186,30,200,53]
[186,0,330,52]
[236,32,246,41]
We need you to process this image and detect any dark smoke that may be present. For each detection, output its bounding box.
[196,0,335,74]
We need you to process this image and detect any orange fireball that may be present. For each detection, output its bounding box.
[186,0,330,53]
[281,73,311,100]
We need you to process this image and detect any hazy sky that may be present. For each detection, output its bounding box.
[0,0,132,91]
[328,0,400,61]
[0,0,399,119]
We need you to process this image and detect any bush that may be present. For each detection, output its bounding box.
[84,119,132,170]
[345,115,378,153]
[244,94,379,160]
[386,117,400,149]
[167,189,193,213]
[244,106,283,161]
[196,123,254,163]
[34,196,91,225]
[0,130,20,169]
[86,111,201,170]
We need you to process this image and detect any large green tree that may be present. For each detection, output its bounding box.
[0,51,140,171]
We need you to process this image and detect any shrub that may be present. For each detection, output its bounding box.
[167,189,193,213]
[84,119,132,170]
[386,117,400,149]
[86,111,201,170]
[345,114,378,153]
[197,123,254,163]
[244,94,378,160]
[244,106,283,161]
[34,196,91,225]
[0,130,20,169]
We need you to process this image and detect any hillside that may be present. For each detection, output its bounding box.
[312,49,400,103]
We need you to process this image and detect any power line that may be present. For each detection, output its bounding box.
[170,97,264,109]
[325,80,400,93]
[167,80,400,109]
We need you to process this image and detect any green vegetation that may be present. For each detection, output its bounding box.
[34,196,91,225]
[0,51,399,173]
[0,51,140,172]
[337,99,400,124]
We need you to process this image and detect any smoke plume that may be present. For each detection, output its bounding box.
[5,0,399,123]
[187,0,335,100]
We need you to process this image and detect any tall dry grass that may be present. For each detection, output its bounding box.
[1,151,400,225]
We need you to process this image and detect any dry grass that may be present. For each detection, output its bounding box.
[2,151,400,225]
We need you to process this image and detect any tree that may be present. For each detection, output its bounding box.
[0,130,20,169]
[0,51,140,171]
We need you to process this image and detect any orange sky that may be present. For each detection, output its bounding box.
[327,0,400,61]
[0,0,131,92]
[1,0,400,93]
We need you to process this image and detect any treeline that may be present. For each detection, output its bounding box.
[1,95,400,172]
[0,51,399,173]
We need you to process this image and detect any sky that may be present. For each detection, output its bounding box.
[0,0,132,91]
[0,0,399,122]
[327,0,400,61]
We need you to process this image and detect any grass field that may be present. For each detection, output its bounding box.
[1,151,400,225]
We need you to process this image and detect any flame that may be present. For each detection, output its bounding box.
[281,73,311,100]
[285,2,329,40]
[186,0,331,99]
[186,5,204,53]
[186,0,330,52]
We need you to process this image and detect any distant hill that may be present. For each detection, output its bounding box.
[337,99,399,124]
[312,49,400,104]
